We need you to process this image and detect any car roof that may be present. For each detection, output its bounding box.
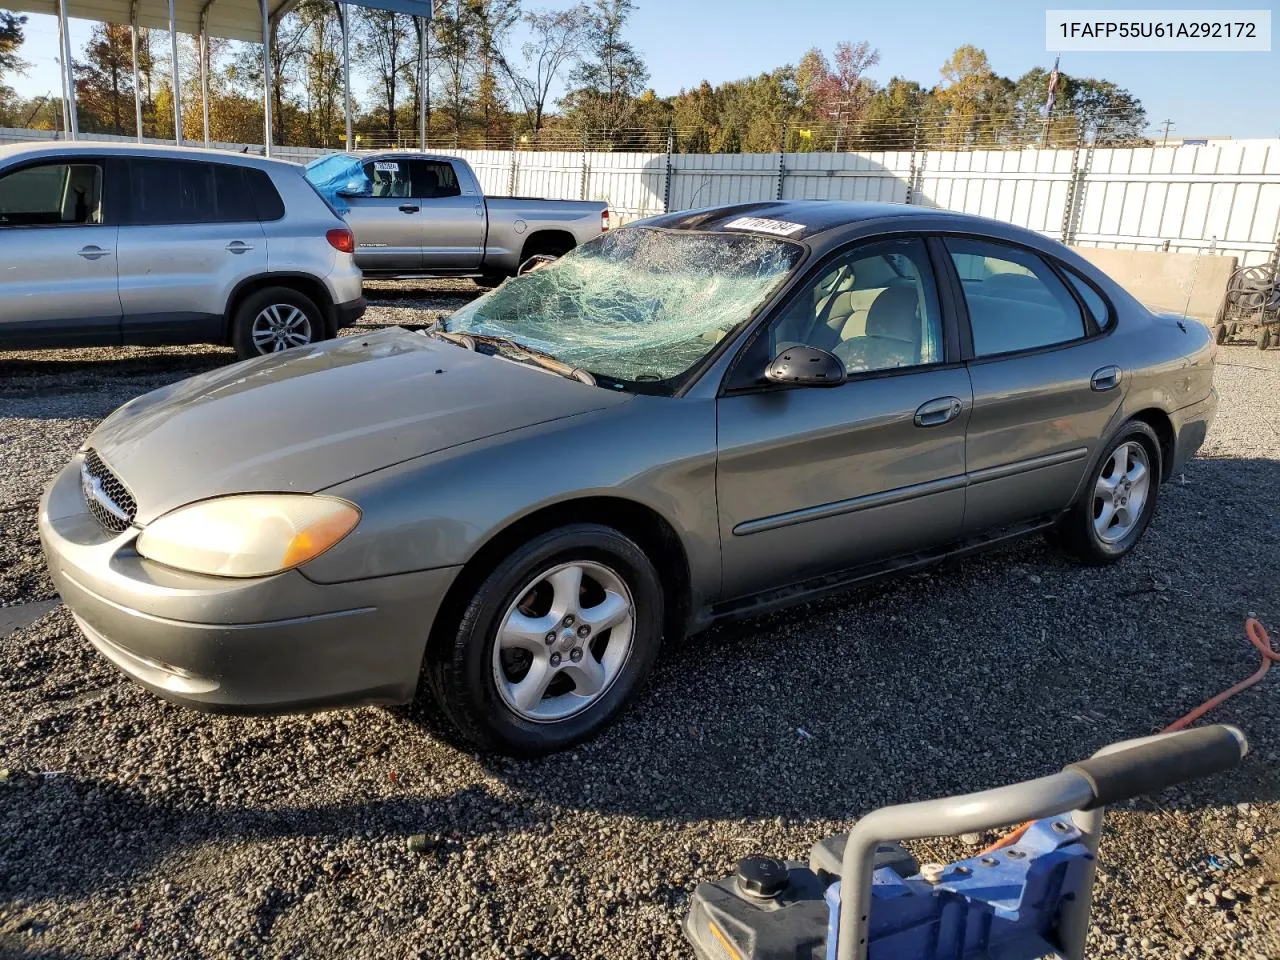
[642,199,1046,244]
[640,198,1090,264]
[0,140,300,172]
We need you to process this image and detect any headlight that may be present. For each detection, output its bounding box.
[136,494,360,578]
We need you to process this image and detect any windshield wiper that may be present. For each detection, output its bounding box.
[430,329,596,386]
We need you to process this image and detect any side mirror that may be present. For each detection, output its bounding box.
[765,345,846,387]
[517,253,557,276]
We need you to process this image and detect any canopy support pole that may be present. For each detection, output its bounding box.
[56,0,78,139]
[337,1,351,150]
[199,15,210,146]
[261,0,273,156]
[130,2,143,140]
[168,0,182,143]
[416,16,425,150]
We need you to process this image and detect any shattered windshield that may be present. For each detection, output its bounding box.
[443,226,802,389]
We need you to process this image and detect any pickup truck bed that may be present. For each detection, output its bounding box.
[305,151,608,282]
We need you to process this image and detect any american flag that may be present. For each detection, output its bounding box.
[1042,56,1061,118]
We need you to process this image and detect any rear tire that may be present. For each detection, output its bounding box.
[231,286,327,360]
[1259,327,1272,351]
[1056,421,1162,565]
[426,523,663,756]
[1213,322,1228,345]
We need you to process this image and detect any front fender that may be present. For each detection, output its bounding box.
[301,396,720,597]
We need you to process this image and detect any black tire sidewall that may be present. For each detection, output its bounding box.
[1070,421,1163,563]
[434,524,663,755]
[232,287,325,360]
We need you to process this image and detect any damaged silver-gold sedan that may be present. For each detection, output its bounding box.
[41,201,1217,755]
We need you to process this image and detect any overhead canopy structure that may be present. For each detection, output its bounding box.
[7,0,432,154]
[13,0,298,43]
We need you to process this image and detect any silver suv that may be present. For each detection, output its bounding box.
[0,142,365,359]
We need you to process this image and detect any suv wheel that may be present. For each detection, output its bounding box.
[1056,420,1162,565]
[426,523,663,756]
[232,287,327,359]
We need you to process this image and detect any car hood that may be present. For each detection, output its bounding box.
[87,327,629,524]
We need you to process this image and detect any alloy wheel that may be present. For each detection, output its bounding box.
[250,304,314,353]
[492,561,635,722]
[1092,440,1151,544]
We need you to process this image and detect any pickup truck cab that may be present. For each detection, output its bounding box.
[305,151,609,284]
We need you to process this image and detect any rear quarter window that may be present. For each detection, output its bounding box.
[247,168,285,221]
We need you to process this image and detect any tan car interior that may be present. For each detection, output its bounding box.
[772,251,934,372]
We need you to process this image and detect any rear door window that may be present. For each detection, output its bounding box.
[125,158,261,225]
[945,238,1088,357]
[414,160,461,198]
[0,161,104,227]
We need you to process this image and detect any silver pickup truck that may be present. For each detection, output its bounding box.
[305,152,608,285]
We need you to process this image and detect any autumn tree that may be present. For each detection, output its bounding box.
[813,41,879,149]
[75,23,138,135]
[935,45,1014,146]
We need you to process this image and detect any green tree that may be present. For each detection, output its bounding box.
[862,77,931,149]
[0,9,28,124]
[560,0,648,139]
[430,0,475,144]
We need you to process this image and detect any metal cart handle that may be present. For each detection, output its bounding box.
[835,724,1248,960]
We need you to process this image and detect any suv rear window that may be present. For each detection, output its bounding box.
[124,158,282,225]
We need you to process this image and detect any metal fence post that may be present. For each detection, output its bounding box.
[663,127,674,213]
[906,119,920,204]
[508,132,518,197]
[776,124,788,201]
[1060,114,1093,246]
[1060,117,1083,244]
[580,128,589,200]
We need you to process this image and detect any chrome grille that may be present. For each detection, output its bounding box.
[80,449,136,534]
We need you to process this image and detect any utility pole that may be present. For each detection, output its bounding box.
[1160,119,1175,146]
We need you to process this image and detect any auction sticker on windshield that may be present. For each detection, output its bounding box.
[374,161,400,171]
[723,217,805,237]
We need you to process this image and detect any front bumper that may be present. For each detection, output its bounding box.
[39,455,458,713]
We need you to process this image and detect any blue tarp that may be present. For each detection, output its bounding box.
[303,154,370,215]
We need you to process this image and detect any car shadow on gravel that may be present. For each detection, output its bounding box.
[0,776,534,905]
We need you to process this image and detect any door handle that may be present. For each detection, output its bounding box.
[399,204,420,214]
[1090,365,1122,392]
[76,245,110,260]
[225,241,255,254]
[914,396,963,428]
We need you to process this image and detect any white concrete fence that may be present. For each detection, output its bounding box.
[5,126,1279,267]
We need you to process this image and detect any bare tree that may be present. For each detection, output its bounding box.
[356,7,413,140]
[495,4,588,133]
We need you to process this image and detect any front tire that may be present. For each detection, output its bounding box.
[426,524,663,756]
[1057,421,1162,565]
[231,287,326,360]
[1259,327,1272,351]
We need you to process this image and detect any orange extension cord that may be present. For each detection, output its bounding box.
[979,617,1278,854]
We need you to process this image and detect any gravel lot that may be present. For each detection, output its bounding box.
[2,282,1278,960]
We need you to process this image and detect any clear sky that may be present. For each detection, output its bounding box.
[6,0,1277,139]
